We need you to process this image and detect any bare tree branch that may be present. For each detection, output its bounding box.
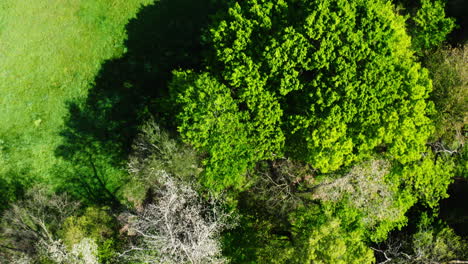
[120,171,235,264]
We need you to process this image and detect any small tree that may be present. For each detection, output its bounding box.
[372,214,468,264]
[0,187,78,255]
[425,44,467,150]
[121,171,234,264]
[0,186,100,263]
[408,0,455,53]
[312,161,401,223]
[310,160,414,241]
[125,119,201,208]
[128,119,200,184]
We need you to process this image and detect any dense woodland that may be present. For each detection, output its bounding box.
[0,0,467,263]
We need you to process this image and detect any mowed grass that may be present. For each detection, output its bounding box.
[0,0,154,182]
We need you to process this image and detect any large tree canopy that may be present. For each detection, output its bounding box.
[171,0,435,190]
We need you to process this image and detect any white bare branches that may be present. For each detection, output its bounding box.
[38,237,99,264]
[250,159,314,214]
[372,226,468,264]
[121,171,234,264]
[312,160,403,226]
[429,141,461,155]
[69,238,99,264]
[0,186,79,256]
[122,121,235,263]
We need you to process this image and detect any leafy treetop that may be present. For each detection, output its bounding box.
[172,0,435,190]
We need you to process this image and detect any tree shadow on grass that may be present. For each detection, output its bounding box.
[54,0,227,208]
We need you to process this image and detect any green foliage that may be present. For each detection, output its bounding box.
[367,189,415,242]
[290,205,374,264]
[412,214,468,262]
[60,206,120,263]
[377,213,468,263]
[171,71,261,191]
[424,44,467,148]
[125,120,201,207]
[392,151,454,208]
[173,0,435,191]
[1,0,465,262]
[129,119,200,183]
[412,227,468,262]
[409,0,455,53]
[222,213,295,263]
[223,202,375,263]
[311,160,414,242]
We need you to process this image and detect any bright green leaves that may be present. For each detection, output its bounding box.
[172,71,244,151]
[290,204,375,264]
[409,0,455,53]
[172,71,285,190]
[172,0,435,187]
[60,207,120,263]
[223,202,375,263]
[271,0,434,171]
[392,152,454,208]
[263,27,311,95]
[173,0,438,186]
[303,122,354,172]
[172,71,251,190]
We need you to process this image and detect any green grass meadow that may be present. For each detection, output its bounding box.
[0,0,154,184]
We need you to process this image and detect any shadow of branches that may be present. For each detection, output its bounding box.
[54,0,226,207]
